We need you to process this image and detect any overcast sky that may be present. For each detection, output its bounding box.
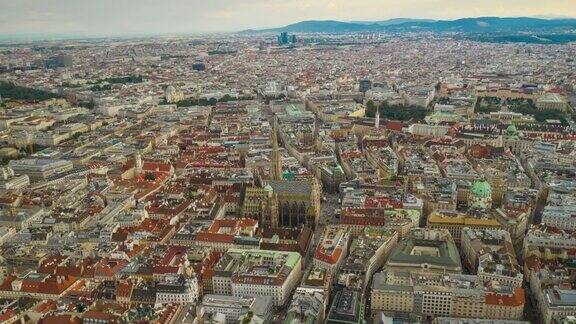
[1,0,576,36]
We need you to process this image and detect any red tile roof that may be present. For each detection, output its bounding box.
[116,281,133,300]
[314,247,343,265]
[0,309,16,323]
[39,315,82,324]
[94,259,127,278]
[35,300,57,313]
[143,161,173,173]
[196,218,257,244]
[386,120,406,132]
[485,287,525,307]
[17,274,78,296]
[38,254,68,274]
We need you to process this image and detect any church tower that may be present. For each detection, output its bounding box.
[375,105,380,129]
[270,122,282,181]
[134,151,143,177]
[262,184,280,228]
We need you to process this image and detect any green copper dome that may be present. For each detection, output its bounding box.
[472,179,492,198]
[506,123,519,138]
[282,170,295,181]
[264,184,273,193]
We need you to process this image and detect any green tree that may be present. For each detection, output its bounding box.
[0,81,62,101]
[377,101,427,121]
[104,75,143,84]
[144,172,156,181]
[365,100,377,118]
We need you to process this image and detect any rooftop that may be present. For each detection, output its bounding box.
[386,228,461,272]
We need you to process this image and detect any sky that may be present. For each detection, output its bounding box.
[1,0,576,37]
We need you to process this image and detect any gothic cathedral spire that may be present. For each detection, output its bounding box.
[375,105,380,129]
[270,122,282,181]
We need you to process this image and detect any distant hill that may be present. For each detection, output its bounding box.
[350,18,437,26]
[245,20,374,34]
[240,17,576,34]
[388,17,576,33]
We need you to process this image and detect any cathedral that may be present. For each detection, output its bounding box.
[241,124,321,229]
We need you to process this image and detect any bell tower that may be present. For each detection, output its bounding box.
[134,151,143,176]
[270,122,282,181]
[375,105,380,129]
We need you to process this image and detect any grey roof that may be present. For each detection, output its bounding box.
[251,296,274,317]
[267,180,312,196]
[545,289,576,307]
[386,233,461,270]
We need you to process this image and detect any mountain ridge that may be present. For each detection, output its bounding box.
[239,17,576,34]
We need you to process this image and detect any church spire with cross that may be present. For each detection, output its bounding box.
[375,105,380,129]
[270,121,282,181]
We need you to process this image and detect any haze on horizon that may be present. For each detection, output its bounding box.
[1,0,576,37]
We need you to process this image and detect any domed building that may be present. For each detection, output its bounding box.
[164,85,184,104]
[505,123,520,139]
[470,178,492,209]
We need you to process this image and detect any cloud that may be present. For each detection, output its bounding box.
[0,0,575,36]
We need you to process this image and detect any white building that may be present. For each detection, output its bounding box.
[536,93,568,111]
[0,167,29,190]
[523,225,576,255]
[461,228,523,288]
[155,274,198,305]
[541,205,576,231]
[0,227,16,245]
[200,294,273,324]
[213,249,302,306]
[530,268,576,324]
[407,123,450,137]
[338,227,398,291]
[8,159,74,182]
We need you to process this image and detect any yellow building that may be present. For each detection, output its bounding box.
[427,210,502,243]
[477,88,537,101]
[371,270,524,320]
[371,286,413,315]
